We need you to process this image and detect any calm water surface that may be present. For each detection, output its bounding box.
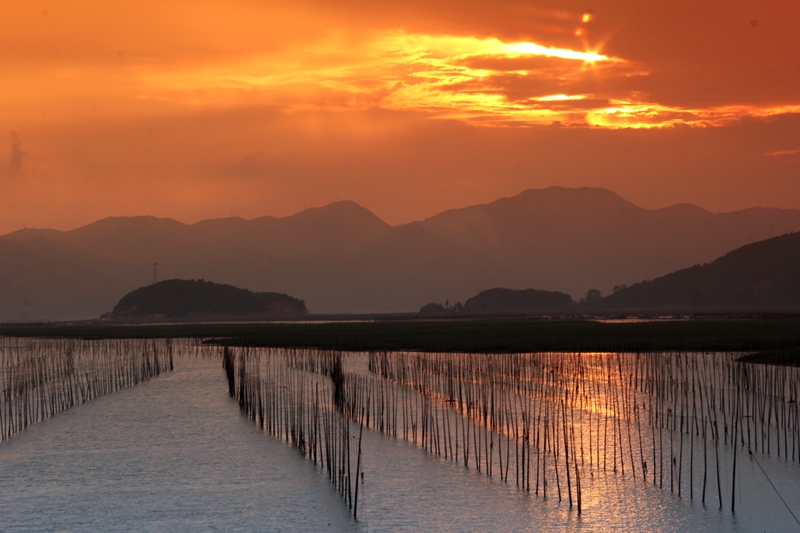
[1,356,799,532]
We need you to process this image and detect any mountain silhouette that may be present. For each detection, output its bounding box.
[599,232,800,309]
[111,279,307,320]
[462,288,574,313]
[4,187,800,320]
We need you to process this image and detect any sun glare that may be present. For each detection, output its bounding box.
[500,41,610,62]
[534,94,587,102]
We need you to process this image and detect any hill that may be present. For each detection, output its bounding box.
[110,279,308,320]
[599,232,800,309]
[5,187,800,319]
[463,288,575,313]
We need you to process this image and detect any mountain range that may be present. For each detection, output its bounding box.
[3,186,800,320]
[601,231,800,309]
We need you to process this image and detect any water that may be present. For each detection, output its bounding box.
[0,357,356,533]
[2,355,800,532]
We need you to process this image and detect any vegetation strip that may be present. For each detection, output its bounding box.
[3,320,800,362]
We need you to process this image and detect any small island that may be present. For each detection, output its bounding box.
[419,287,575,314]
[109,279,308,320]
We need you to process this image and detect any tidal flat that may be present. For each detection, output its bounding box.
[2,341,800,532]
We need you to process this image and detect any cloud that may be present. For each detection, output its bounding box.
[1,1,798,129]
[119,25,799,129]
[765,149,800,157]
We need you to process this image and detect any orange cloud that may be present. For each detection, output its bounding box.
[765,149,800,157]
[2,0,800,235]
[126,28,800,129]
[2,1,799,129]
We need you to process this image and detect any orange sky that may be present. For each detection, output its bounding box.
[1,0,799,234]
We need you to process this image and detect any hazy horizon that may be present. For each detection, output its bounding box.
[5,185,800,320]
[5,185,800,235]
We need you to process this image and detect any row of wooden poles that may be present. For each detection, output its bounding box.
[0,337,175,442]
[223,347,366,520]
[228,348,800,517]
[5,339,794,520]
[360,350,800,514]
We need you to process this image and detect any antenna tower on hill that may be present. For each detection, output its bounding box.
[153,263,158,285]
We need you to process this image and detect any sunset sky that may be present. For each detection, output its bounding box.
[1,0,799,234]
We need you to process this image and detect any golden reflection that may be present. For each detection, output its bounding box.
[583,398,618,418]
